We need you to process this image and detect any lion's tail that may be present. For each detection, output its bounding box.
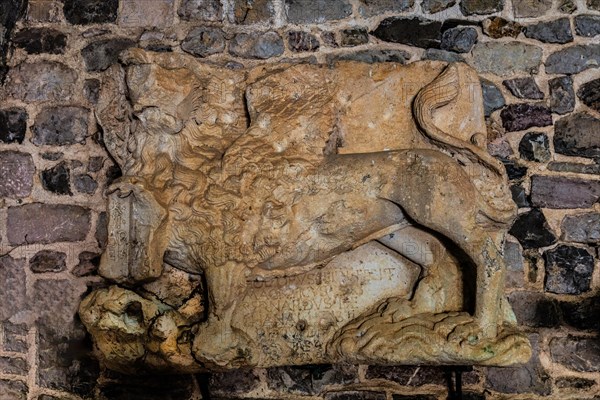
[413,64,504,177]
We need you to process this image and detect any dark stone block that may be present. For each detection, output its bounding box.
[229,32,284,59]
[98,374,197,400]
[0,379,28,399]
[178,0,222,21]
[63,0,118,24]
[0,356,27,376]
[83,79,100,104]
[441,27,477,53]
[422,0,456,13]
[545,44,600,74]
[519,132,550,162]
[181,27,225,58]
[233,0,274,24]
[391,396,436,400]
[524,18,573,44]
[513,0,552,16]
[340,28,369,47]
[7,204,90,245]
[288,31,320,52]
[72,251,101,277]
[267,365,357,395]
[577,78,600,112]
[508,291,561,328]
[284,0,352,23]
[531,175,600,209]
[96,212,108,250]
[504,239,525,287]
[562,212,600,243]
[209,369,260,394]
[575,15,600,37]
[503,77,544,100]
[357,0,413,16]
[486,334,551,395]
[365,366,479,386]
[32,106,89,146]
[326,50,410,64]
[29,250,67,273]
[424,49,464,63]
[548,75,575,114]
[510,184,530,208]
[544,245,594,294]
[483,17,522,38]
[6,62,77,102]
[0,107,26,144]
[327,393,386,400]
[555,376,597,390]
[74,174,97,194]
[0,256,26,322]
[589,0,600,10]
[480,79,505,116]
[550,335,600,372]
[460,0,504,15]
[509,208,557,249]
[502,160,528,181]
[81,38,136,72]
[13,28,66,54]
[560,295,600,331]
[554,112,600,158]
[371,17,442,48]
[0,151,34,199]
[501,104,552,132]
[41,162,71,195]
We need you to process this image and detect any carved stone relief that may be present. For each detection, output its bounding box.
[79,49,532,373]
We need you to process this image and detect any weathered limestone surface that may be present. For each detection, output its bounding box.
[79,50,528,373]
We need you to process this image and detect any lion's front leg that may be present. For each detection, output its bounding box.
[192,262,256,369]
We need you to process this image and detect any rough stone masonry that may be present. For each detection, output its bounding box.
[0,0,599,399]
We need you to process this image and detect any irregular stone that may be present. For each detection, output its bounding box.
[6,62,77,102]
[460,0,504,15]
[7,204,90,245]
[84,79,100,104]
[105,165,122,186]
[25,0,62,22]
[181,27,225,58]
[267,365,357,395]
[562,212,600,243]
[178,0,222,21]
[501,104,552,132]
[72,251,101,277]
[575,15,600,37]
[340,28,369,47]
[0,380,27,399]
[577,78,600,112]
[471,42,542,77]
[441,27,477,53]
[143,43,172,53]
[424,49,464,63]
[589,0,600,10]
[480,79,505,116]
[548,161,600,174]
[554,112,600,158]
[422,0,456,13]
[560,295,600,331]
[82,38,136,72]
[320,31,338,47]
[504,239,525,287]
[0,256,27,322]
[487,137,513,158]
[509,208,557,249]
[503,77,543,100]
[531,175,600,209]
[41,152,63,161]
[3,322,28,353]
[32,106,89,146]
[513,0,552,17]
[371,17,442,48]
[524,18,573,44]
[555,377,596,390]
[41,162,71,195]
[486,335,551,395]
[13,28,66,54]
[329,393,387,400]
[503,160,528,180]
[230,32,284,59]
[559,0,577,12]
[209,369,260,394]
[545,44,600,74]
[88,157,104,173]
[74,174,97,194]
[519,132,550,162]
[510,184,530,208]
[119,0,174,27]
[365,366,480,386]
[285,0,352,23]
[440,19,480,31]
[0,108,26,144]
[288,31,320,52]
[508,291,561,328]
[96,212,108,250]
[63,0,118,24]
[326,49,410,64]
[98,374,196,399]
[550,336,600,372]
[482,17,522,38]
[0,151,34,198]
[29,250,67,273]
[548,76,575,115]
[357,0,413,15]
[544,245,594,294]
[234,0,274,24]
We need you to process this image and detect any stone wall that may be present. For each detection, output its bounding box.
[0,0,599,398]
